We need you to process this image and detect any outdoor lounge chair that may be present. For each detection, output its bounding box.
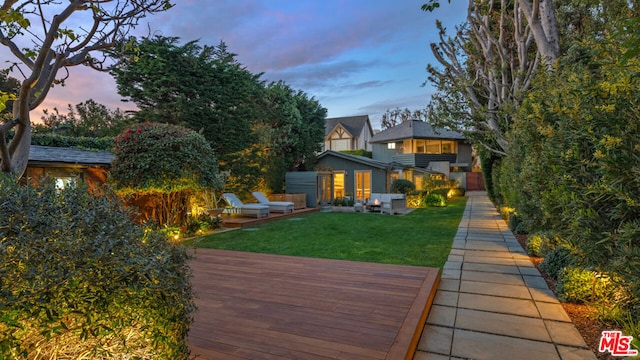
[252,191,294,213]
[222,193,270,218]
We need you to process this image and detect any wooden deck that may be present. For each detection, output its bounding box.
[221,207,320,228]
[188,249,440,360]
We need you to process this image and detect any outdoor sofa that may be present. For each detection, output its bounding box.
[368,193,407,215]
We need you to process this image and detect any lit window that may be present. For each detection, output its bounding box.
[55,177,77,189]
[426,140,441,154]
[442,141,456,154]
[334,172,345,198]
[387,143,395,149]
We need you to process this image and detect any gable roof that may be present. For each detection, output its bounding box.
[325,115,373,138]
[28,145,115,167]
[317,150,393,170]
[317,150,443,174]
[370,120,465,143]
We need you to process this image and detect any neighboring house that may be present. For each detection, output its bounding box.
[370,120,472,176]
[323,115,374,152]
[309,120,474,205]
[23,145,114,189]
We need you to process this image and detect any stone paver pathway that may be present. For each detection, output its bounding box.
[414,191,597,360]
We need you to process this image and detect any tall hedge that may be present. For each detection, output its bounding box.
[0,176,195,358]
[503,43,640,322]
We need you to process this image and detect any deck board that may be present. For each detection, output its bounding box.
[188,249,439,360]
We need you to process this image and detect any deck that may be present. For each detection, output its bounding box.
[221,207,320,228]
[188,249,440,360]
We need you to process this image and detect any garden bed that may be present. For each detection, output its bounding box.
[515,233,617,360]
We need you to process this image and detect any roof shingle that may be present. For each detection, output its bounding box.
[29,145,114,166]
[370,120,465,143]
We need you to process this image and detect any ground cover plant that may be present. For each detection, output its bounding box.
[190,197,467,268]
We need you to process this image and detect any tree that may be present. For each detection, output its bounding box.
[112,36,327,198]
[0,0,172,177]
[0,69,19,119]
[290,89,327,171]
[37,99,134,138]
[111,37,263,158]
[255,82,326,193]
[426,1,546,155]
[110,122,220,226]
[380,107,428,130]
[423,0,559,65]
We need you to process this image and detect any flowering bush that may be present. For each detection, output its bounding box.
[111,122,221,226]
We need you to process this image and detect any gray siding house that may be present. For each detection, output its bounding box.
[316,150,395,203]
[370,120,472,175]
[289,119,477,207]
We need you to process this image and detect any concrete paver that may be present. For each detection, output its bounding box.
[459,280,531,299]
[414,191,595,360]
[451,329,560,360]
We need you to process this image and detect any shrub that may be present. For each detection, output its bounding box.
[539,246,574,280]
[406,193,424,208]
[556,267,620,305]
[526,234,543,257]
[390,179,415,194]
[556,267,599,303]
[111,122,221,226]
[449,187,465,197]
[0,176,195,359]
[424,193,446,207]
[525,232,559,257]
[332,196,354,206]
[31,133,115,150]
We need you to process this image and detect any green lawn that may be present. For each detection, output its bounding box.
[188,197,467,268]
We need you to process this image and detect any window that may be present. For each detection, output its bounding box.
[387,142,395,150]
[403,140,411,154]
[55,177,77,189]
[426,140,441,154]
[414,140,425,153]
[331,139,350,151]
[45,168,81,189]
[334,172,345,198]
[442,141,456,154]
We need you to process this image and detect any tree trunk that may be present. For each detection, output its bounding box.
[518,0,559,66]
[0,100,31,178]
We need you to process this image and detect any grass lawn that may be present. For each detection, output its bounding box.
[188,197,467,268]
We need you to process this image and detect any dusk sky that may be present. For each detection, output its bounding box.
[3,1,467,129]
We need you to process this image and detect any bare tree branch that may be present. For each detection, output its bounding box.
[0,0,173,176]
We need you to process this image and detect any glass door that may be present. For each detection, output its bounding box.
[317,173,333,206]
[354,170,371,203]
[333,172,345,199]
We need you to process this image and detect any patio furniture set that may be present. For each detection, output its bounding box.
[222,192,294,218]
[222,191,407,219]
[363,193,407,215]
